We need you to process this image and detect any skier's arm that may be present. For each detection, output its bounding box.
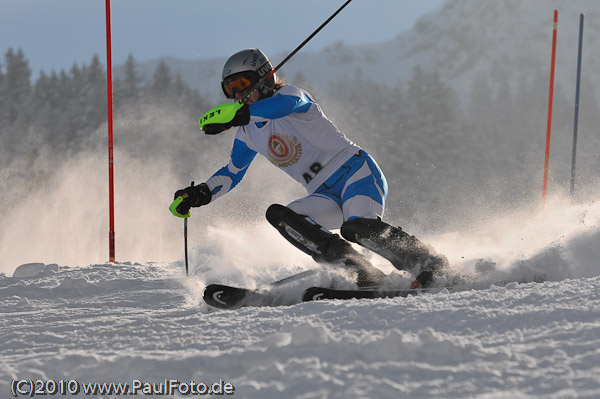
[205,137,257,201]
[201,87,312,133]
[249,90,312,120]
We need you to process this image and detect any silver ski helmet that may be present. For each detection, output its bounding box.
[221,48,276,99]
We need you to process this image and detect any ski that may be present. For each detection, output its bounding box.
[202,269,320,309]
[302,286,445,302]
[202,270,455,308]
[203,284,273,309]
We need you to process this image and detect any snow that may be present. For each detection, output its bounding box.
[2,198,600,398]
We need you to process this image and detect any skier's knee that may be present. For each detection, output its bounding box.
[265,203,289,227]
[266,203,332,258]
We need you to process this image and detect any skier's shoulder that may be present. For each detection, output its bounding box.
[277,84,315,101]
[250,84,316,121]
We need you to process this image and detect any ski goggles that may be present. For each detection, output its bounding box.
[222,73,255,99]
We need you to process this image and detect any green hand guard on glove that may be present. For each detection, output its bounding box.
[200,103,250,135]
[169,183,212,218]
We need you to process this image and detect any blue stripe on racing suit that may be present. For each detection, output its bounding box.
[206,138,257,197]
[249,92,312,120]
[206,90,312,199]
[312,150,388,212]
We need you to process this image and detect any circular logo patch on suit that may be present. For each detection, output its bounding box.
[267,134,302,167]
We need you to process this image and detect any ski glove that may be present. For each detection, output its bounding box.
[203,104,250,135]
[170,182,211,218]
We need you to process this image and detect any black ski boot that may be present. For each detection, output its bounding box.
[341,218,448,288]
[266,204,385,287]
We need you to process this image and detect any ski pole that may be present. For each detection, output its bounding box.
[199,0,354,129]
[570,13,584,197]
[271,0,353,78]
[184,181,194,276]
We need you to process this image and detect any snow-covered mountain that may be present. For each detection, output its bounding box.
[137,0,600,103]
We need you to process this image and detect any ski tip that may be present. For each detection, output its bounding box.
[202,284,247,309]
[302,287,327,302]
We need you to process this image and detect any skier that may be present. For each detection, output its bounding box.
[172,48,447,288]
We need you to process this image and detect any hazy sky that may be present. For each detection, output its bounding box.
[1,0,444,76]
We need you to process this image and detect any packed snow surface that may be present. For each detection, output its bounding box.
[2,195,600,399]
[2,200,600,399]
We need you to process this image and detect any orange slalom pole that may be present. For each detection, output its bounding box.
[542,10,558,206]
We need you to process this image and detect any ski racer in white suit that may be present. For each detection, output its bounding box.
[173,48,448,287]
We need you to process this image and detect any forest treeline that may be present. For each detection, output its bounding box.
[2,47,599,226]
[0,48,206,160]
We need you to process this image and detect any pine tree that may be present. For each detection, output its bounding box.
[0,60,6,124]
[467,72,494,135]
[2,48,32,125]
[149,60,172,99]
[82,54,107,133]
[173,73,188,98]
[34,70,64,146]
[31,71,52,121]
[387,65,468,223]
[120,53,142,102]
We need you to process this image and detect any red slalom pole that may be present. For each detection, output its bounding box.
[105,0,115,262]
[542,10,558,207]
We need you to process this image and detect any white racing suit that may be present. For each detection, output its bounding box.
[205,84,388,230]
[203,84,447,287]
